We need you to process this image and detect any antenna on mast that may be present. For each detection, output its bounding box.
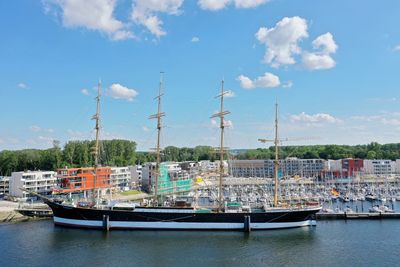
[149,72,165,206]
[211,79,231,213]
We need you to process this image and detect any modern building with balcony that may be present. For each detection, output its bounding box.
[0,176,10,195]
[110,166,131,191]
[9,171,56,198]
[129,165,142,188]
[54,167,111,195]
[363,160,395,177]
[229,158,325,178]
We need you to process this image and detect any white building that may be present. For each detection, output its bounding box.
[9,171,56,198]
[325,160,342,172]
[363,160,395,177]
[0,176,10,195]
[141,162,156,192]
[229,158,325,178]
[129,165,142,188]
[198,160,219,172]
[395,160,400,175]
[110,167,132,191]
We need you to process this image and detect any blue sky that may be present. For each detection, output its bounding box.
[1,0,400,151]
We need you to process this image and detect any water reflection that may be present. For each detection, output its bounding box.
[2,220,399,267]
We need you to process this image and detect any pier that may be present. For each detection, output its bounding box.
[317,212,400,220]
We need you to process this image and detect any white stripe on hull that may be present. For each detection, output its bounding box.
[53,217,316,230]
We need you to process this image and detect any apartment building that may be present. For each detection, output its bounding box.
[110,167,131,191]
[9,171,56,198]
[0,176,10,195]
[363,160,396,176]
[229,158,325,178]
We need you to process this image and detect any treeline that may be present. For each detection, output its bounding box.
[0,140,137,176]
[236,142,400,161]
[1,141,400,176]
[135,146,218,164]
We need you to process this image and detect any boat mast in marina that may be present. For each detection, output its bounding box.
[273,102,279,207]
[211,80,230,212]
[149,72,165,206]
[92,80,101,206]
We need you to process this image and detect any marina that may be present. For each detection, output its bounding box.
[6,177,400,223]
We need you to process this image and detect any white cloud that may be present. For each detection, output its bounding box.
[302,52,336,70]
[67,129,89,140]
[198,0,231,11]
[302,32,338,70]
[112,30,135,41]
[352,112,400,126]
[256,16,308,67]
[30,125,55,133]
[191,36,200,42]
[381,118,400,126]
[237,72,280,89]
[367,97,398,103]
[30,125,41,132]
[312,32,338,54]
[38,135,54,144]
[198,0,267,11]
[236,75,253,89]
[282,81,293,88]
[142,126,150,132]
[224,90,235,98]
[351,115,381,122]
[45,0,134,41]
[393,45,400,52]
[17,83,28,89]
[107,83,138,101]
[81,88,90,96]
[255,19,337,70]
[234,0,268,8]
[290,112,340,124]
[131,0,184,37]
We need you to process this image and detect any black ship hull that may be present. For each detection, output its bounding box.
[45,200,321,231]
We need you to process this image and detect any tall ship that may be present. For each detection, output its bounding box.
[39,76,321,231]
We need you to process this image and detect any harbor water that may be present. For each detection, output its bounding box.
[1,220,399,266]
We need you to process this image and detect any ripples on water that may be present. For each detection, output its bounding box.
[1,220,399,267]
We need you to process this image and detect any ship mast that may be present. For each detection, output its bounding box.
[273,102,279,207]
[258,102,280,207]
[211,80,230,213]
[92,80,101,205]
[149,72,165,206]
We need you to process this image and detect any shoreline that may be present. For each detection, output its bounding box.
[0,200,51,224]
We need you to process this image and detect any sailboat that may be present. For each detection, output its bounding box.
[39,78,321,231]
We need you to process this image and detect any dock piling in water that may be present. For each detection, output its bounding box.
[103,215,110,231]
[244,216,251,232]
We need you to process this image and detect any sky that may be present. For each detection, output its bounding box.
[1,0,400,151]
